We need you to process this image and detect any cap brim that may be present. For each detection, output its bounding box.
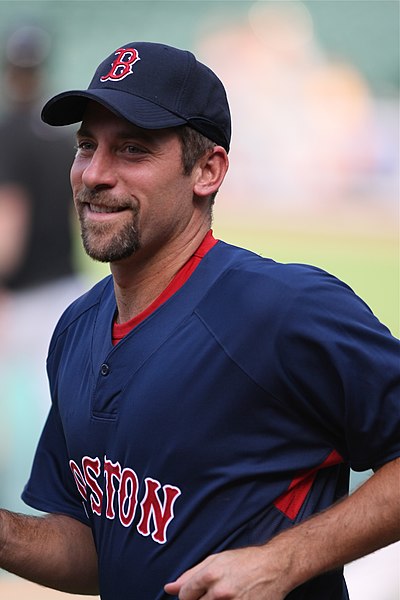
[41,88,188,129]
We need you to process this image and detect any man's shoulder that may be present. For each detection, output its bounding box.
[210,240,340,298]
[200,240,360,334]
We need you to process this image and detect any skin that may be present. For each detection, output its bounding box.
[0,512,99,594]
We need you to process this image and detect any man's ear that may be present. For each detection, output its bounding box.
[192,146,229,198]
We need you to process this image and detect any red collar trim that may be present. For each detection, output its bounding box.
[112,231,217,344]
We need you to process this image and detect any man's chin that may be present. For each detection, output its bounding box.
[81,228,140,264]
[83,240,139,264]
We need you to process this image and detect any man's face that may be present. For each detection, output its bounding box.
[70,102,197,264]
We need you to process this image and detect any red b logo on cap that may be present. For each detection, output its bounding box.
[100,48,140,82]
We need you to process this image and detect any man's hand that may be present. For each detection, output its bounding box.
[164,545,290,599]
[165,458,400,599]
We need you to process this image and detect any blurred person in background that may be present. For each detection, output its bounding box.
[0,23,76,291]
[0,24,83,513]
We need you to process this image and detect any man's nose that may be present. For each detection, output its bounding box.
[81,149,117,191]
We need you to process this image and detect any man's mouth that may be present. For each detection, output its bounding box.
[88,203,126,214]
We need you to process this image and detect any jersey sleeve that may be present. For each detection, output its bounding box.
[22,403,89,525]
[274,268,400,471]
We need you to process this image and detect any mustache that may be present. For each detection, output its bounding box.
[75,189,136,210]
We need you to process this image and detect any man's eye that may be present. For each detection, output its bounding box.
[75,141,94,153]
[125,145,146,154]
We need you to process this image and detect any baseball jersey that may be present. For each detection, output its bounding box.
[22,240,400,599]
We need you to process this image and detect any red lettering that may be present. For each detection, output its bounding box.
[137,478,181,544]
[69,460,87,501]
[119,468,139,527]
[82,456,103,516]
[100,48,140,82]
[69,456,181,544]
[104,457,121,519]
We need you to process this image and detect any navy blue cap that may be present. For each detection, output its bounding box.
[41,41,231,151]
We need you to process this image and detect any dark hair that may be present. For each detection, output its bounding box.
[175,126,215,174]
[175,125,218,205]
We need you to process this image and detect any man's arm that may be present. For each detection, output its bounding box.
[0,510,99,595]
[0,185,29,280]
[165,457,400,599]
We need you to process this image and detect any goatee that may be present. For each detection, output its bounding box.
[75,189,140,263]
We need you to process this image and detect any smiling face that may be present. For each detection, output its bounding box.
[70,102,201,264]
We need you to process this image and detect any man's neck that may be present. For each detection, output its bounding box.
[111,226,209,324]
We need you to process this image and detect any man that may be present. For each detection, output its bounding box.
[0,41,398,599]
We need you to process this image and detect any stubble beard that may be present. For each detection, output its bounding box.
[76,190,141,263]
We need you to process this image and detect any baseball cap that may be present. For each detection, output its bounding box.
[41,41,231,151]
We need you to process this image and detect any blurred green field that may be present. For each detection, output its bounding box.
[214,223,399,339]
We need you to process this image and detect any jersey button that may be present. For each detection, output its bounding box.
[100,363,110,376]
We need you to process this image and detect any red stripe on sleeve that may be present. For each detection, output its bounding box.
[273,449,344,521]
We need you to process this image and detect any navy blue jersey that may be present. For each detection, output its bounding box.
[22,241,400,599]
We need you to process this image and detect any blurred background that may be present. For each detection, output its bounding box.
[0,1,398,598]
